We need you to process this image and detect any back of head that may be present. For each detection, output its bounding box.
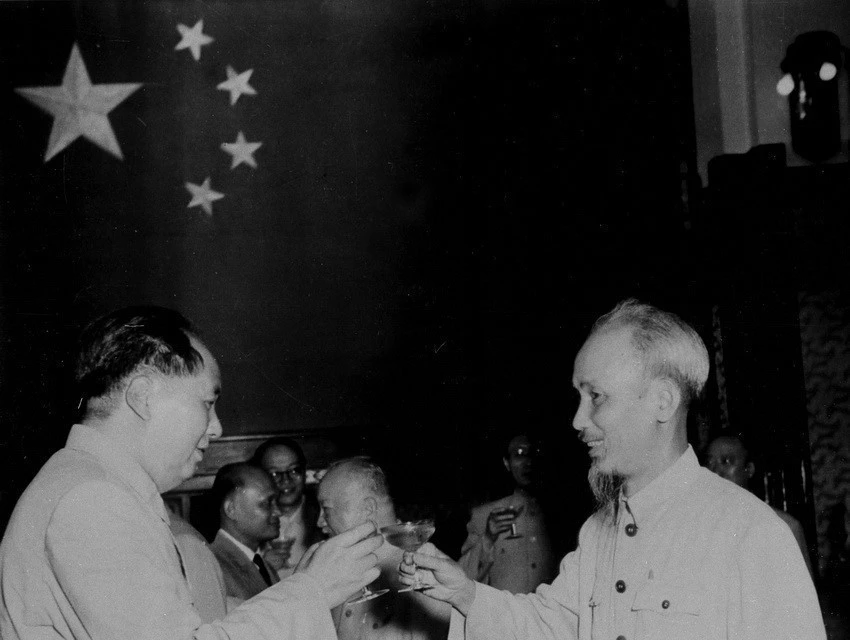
[75,306,203,420]
[590,298,710,409]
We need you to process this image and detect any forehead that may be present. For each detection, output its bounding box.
[507,435,531,453]
[707,438,745,458]
[572,326,643,387]
[188,337,222,388]
[238,469,276,497]
[318,467,355,502]
[263,446,300,469]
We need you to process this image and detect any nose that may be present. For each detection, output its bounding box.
[317,508,326,529]
[207,407,223,440]
[271,501,282,519]
[572,398,590,432]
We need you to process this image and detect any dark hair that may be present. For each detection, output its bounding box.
[75,306,203,416]
[209,462,266,513]
[251,436,307,469]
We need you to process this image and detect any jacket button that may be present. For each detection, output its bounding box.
[662,600,670,609]
[616,636,626,640]
[531,562,537,568]
[615,580,626,593]
[625,523,637,537]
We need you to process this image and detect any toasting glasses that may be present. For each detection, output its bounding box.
[380,520,436,592]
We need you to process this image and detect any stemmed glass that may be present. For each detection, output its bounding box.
[346,580,390,605]
[503,504,525,539]
[381,519,436,592]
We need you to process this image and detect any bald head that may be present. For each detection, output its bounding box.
[317,457,395,537]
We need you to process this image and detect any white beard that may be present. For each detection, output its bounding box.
[588,464,624,519]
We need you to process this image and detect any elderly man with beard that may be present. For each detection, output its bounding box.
[399,299,825,640]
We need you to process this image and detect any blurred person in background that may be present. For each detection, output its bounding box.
[457,432,556,593]
[252,436,322,579]
[705,433,814,578]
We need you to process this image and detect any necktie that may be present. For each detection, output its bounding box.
[253,553,273,586]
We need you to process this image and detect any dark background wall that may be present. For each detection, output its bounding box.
[0,0,700,548]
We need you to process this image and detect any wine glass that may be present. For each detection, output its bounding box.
[346,581,390,605]
[381,519,436,592]
[503,504,526,539]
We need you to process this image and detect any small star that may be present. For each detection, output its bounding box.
[15,43,142,162]
[175,20,214,62]
[185,177,224,215]
[217,66,256,106]
[221,131,262,169]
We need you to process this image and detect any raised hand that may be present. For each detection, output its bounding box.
[296,521,382,608]
[485,505,523,542]
[398,542,476,615]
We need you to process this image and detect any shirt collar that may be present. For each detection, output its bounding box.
[219,528,258,559]
[65,423,168,523]
[621,445,700,524]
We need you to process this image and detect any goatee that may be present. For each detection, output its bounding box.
[588,464,624,519]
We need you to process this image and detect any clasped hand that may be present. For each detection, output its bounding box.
[397,542,477,616]
[295,521,383,608]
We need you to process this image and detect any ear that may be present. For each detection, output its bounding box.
[125,375,154,421]
[222,494,238,522]
[363,496,378,518]
[503,457,510,473]
[652,377,682,425]
[744,461,755,480]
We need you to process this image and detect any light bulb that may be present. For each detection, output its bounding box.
[776,73,795,96]
[819,62,837,81]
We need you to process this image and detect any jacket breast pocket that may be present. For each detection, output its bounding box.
[631,581,707,640]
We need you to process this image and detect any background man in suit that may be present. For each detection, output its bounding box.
[210,462,282,603]
[317,457,450,640]
[251,437,322,578]
[457,433,556,593]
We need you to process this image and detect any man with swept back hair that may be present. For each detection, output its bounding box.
[400,299,825,640]
[0,305,382,640]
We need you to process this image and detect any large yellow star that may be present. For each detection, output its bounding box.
[15,43,142,162]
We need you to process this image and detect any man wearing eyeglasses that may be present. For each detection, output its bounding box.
[251,437,322,578]
[458,433,556,594]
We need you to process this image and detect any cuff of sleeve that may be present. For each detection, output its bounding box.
[277,571,332,610]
